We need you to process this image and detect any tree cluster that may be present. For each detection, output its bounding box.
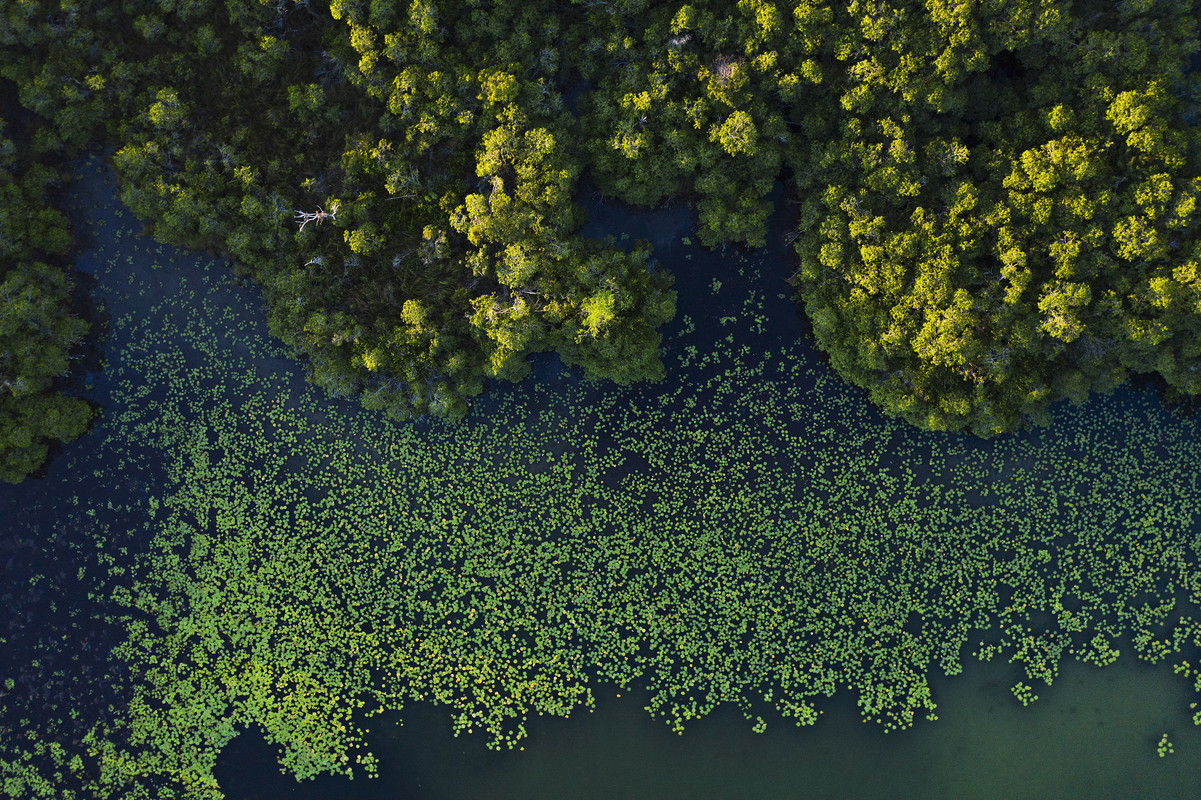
[0,110,92,482]
[785,0,1201,434]
[2,0,676,427]
[2,0,1199,436]
[573,0,794,248]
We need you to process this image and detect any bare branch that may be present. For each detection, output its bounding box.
[294,200,340,231]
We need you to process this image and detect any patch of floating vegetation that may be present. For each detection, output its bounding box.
[50,162,1201,797]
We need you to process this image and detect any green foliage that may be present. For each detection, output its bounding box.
[575,0,789,248]
[34,185,1201,797]
[0,14,1200,799]
[0,115,92,482]
[1,0,677,421]
[786,0,1201,435]
[4,0,1200,434]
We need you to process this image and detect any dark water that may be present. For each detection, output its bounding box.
[219,655,1201,800]
[212,184,1201,800]
[4,158,1200,799]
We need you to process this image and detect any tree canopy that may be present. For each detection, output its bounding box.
[1,0,1198,441]
[0,111,92,482]
[785,0,1201,435]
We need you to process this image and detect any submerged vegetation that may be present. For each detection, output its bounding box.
[5,163,1201,798]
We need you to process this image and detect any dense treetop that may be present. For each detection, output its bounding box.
[788,0,1201,434]
[0,110,92,482]
[1,0,1199,457]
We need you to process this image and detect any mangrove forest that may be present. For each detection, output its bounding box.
[2,0,1201,798]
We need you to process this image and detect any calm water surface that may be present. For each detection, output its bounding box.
[219,655,1201,800]
[5,158,1199,800]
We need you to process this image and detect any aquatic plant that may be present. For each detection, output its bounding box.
[39,161,1201,798]
[1011,682,1038,707]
